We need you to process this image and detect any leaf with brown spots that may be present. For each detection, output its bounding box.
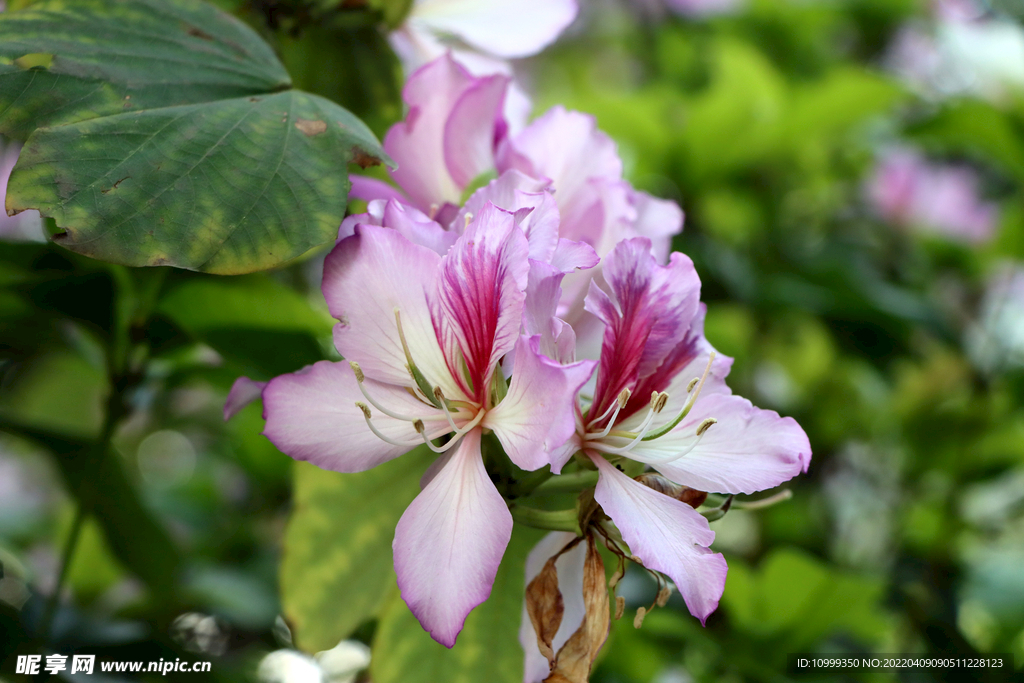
[295,118,328,136]
[0,0,390,274]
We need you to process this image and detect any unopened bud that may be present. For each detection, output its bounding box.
[349,361,364,383]
[356,402,372,420]
[656,587,672,607]
[696,417,717,436]
[615,596,625,620]
[633,606,647,629]
[686,377,700,393]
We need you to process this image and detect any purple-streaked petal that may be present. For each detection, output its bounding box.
[393,429,513,647]
[348,175,408,204]
[631,190,684,263]
[585,240,701,423]
[484,335,595,471]
[443,73,509,189]
[624,304,733,420]
[519,531,587,683]
[456,170,558,261]
[638,393,812,494]
[262,361,449,473]
[223,376,267,421]
[592,455,727,624]
[324,225,458,396]
[384,55,484,209]
[408,0,578,59]
[437,204,530,401]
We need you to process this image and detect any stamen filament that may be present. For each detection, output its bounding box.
[394,308,442,408]
[415,410,486,454]
[641,352,716,442]
[356,402,422,448]
[585,388,632,437]
[586,404,661,455]
[434,386,463,433]
[351,361,422,421]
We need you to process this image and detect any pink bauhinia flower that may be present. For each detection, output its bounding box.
[351,55,684,356]
[565,238,811,623]
[866,147,998,244]
[261,204,594,647]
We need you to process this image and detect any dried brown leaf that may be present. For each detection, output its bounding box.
[544,536,610,683]
[526,556,564,667]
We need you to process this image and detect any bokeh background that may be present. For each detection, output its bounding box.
[2,0,1024,681]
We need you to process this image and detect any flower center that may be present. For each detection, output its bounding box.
[582,353,718,460]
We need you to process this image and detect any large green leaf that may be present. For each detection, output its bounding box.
[157,274,331,377]
[280,448,435,652]
[0,0,290,139]
[0,0,388,274]
[7,91,382,273]
[371,525,543,683]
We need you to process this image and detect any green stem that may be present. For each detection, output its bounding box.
[38,505,86,641]
[510,505,580,534]
[530,470,600,496]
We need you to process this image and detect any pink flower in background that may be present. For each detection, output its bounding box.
[351,54,685,358]
[261,204,594,647]
[567,239,811,623]
[664,0,743,18]
[1,139,43,242]
[389,0,578,128]
[866,148,998,244]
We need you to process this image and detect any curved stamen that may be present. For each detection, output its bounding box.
[414,410,486,454]
[585,393,666,454]
[356,402,424,448]
[394,308,442,408]
[433,386,468,434]
[641,352,716,442]
[350,361,423,422]
[585,388,632,437]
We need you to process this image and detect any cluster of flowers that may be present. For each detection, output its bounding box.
[231,54,810,676]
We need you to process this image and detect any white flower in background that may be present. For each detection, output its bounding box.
[967,263,1024,373]
[888,0,1024,101]
[257,640,371,683]
[388,0,579,128]
[390,0,578,75]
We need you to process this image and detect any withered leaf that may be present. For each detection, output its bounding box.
[634,473,707,508]
[544,536,609,683]
[526,556,564,667]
